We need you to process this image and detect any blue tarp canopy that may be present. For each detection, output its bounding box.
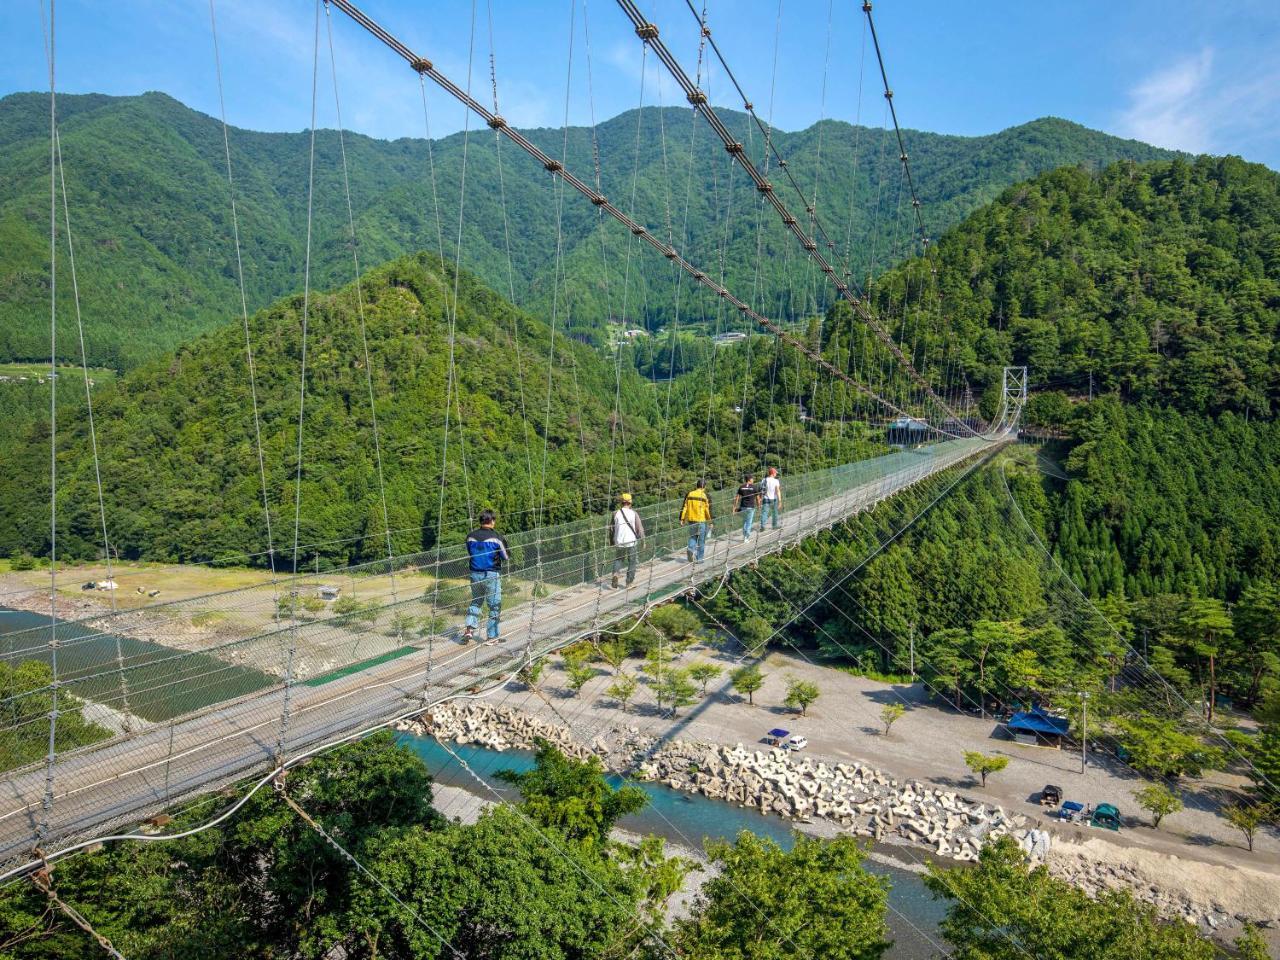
[1008,705,1070,737]
[1061,801,1084,813]
[767,728,790,738]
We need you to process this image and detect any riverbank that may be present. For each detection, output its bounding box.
[404,699,1280,948]
[398,733,951,957]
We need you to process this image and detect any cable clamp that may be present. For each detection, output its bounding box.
[487,115,507,130]
[636,23,659,40]
[756,181,773,193]
[543,159,563,173]
[884,89,894,100]
[591,194,608,206]
[687,90,707,105]
[725,141,744,154]
[410,57,433,74]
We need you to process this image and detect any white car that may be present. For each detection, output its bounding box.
[786,735,809,751]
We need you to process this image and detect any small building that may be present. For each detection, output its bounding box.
[317,585,341,601]
[713,331,747,346]
[1007,705,1071,747]
[887,416,930,446]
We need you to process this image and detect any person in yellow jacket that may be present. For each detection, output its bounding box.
[679,478,713,563]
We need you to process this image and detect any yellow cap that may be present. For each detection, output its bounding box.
[620,492,633,503]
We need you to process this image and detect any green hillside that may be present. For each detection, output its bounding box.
[834,154,1280,418]
[0,249,881,566]
[0,91,1175,369]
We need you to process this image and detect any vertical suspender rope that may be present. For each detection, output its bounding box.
[323,4,399,613]
[435,0,479,558]
[208,0,281,644]
[53,129,131,730]
[486,0,539,513]
[532,0,577,607]
[278,0,322,762]
[38,0,58,848]
[415,73,448,685]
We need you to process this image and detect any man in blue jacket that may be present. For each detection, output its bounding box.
[463,509,509,643]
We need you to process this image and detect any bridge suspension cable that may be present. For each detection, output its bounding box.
[322,0,965,436]
[612,0,976,435]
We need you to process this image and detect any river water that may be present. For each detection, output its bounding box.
[0,606,274,722]
[399,735,950,959]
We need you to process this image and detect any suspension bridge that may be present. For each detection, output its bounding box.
[6,0,1034,886]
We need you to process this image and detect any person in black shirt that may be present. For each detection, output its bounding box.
[463,509,509,643]
[733,475,759,542]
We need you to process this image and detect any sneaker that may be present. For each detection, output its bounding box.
[462,627,475,643]
[686,549,695,563]
[485,637,500,646]
[611,576,620,589]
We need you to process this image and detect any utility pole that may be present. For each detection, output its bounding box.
[1080,692,1089,774]
[908,622,916,681]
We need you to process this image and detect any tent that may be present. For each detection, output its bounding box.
[1008,705,1070,746]
[763,728,790,746]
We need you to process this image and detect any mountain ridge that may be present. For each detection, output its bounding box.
[0,90,1177,369]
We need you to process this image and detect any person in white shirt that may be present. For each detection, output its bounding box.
[609,492,645,588]
[758,466,782,532]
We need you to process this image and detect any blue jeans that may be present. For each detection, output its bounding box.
[740,507,756,539]
[686,522,708,561]
[465,570,502,639]
[757,499,780,531]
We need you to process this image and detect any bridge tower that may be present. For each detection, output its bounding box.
[1001,366,1028,434]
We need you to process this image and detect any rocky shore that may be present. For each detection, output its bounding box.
[400,701,1280,941]
[401,701,1023,863]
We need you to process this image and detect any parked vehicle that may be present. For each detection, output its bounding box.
[1039,784,1063,806]
[786,735,809,751]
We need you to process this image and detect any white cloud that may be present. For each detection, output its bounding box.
[1116,46,1280,163]
[1117,48,1215,153]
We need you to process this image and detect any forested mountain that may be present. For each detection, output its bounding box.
[0,90,1174,369]
[853,155,1280,417]
[0,249,880,565]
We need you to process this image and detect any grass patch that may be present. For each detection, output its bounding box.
[302,646,417,687]
[190,611,228,628]
[829,663,915,685]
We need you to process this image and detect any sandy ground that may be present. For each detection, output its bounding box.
[513,643,1278,862]
[447,636,1280,939]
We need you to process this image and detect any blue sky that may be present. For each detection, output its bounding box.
[2,0,1278,169]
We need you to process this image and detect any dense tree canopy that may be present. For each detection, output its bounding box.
[0,91,1174,369]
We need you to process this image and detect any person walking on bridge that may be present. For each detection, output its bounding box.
[758,466,782,533]
[609,492,645,589]
[463,509,509,644]
[680,479,713,563]
[733,474,759,542]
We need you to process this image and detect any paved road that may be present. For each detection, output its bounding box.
[0,437,1001,874]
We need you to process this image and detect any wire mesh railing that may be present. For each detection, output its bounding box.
[0,433,1005,869]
